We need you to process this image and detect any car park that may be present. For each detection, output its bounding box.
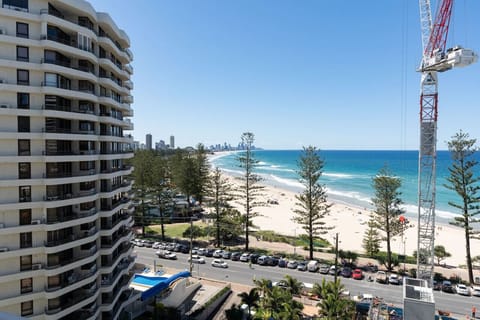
[222,251,231,259]
[319,264,330,274]
[442,280,455,293]
[287,260,298,269]
[197,248,207,256]
[341,267,352,278]
[240,253,250,262]
[297,261,307,271]
[456,284,470,296]
[188,255,206,264]
[231,252,241,261]
[388,274,401,285]
[352,269,364,280]
[212,259,228,268]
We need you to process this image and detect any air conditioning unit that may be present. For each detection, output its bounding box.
[32,263,42,270]
[31,219,41,225]
[0,104,9,108]
[0,247,8,252]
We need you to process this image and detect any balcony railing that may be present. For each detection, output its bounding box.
[47,208,97,224]
[45,284,98,315]
[44,227,98,247]
[45,265,97,292]
[101,257,133,287]
[46,246,98,270]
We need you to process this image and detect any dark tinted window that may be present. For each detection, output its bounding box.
[16,22,28,38]
[18,162,30,179]
[18,116,30,132]
[17,69,29,85]
[17,92,29,109]
[16,46,28,62]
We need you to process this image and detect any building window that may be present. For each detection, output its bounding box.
[20,232,32,248]
[19,209,31,225]
[16,22,28,38]
[16,46,29,62]
[20,278,33,294]
[4,0,28,12]
[20,255,32,271]
[79,161,95,171]
[18,162,31,179]
[17,92,30,109]
[18,139,30,156]
[18,116,30,132]
[21,300,33,316]
[17,69,29,85]
[80,181,95,191]
[19,186,31,202]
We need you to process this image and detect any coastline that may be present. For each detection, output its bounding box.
[207,151,479,268]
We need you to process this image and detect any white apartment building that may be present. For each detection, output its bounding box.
[0,0,136,319]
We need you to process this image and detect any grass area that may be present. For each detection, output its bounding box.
[146,221,208,240]
[254,230,331,248]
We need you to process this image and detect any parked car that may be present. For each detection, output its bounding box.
[156,250,177,260]
[191,247,199,255]
[257,255,269,265]
[213,250,224,258]
[152,242,162,249]
[442,280,455,293]
[211,259,228,268]
[456,284,470,296]
[388,274,401,285]
[329,265,340,276]
[166,243,176,251]
[297,261,307,271]
[205,249,215,257]
[341,267,352,278]
[188,255,206,264]
[319,264,330,274]
[240,253,250,262]
[287,260,298,269]
[471,286,480,297]
[268,256,279,266]
[142,240,154,248]
[307,260,319,272]
[222,251,232,259]
[231,252,242,261]
[249,253,260,264]
[352,269,364,280]
[278,258,288,268]
[376,271,388,284]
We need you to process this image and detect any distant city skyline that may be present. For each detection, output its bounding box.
[92,0,480,150]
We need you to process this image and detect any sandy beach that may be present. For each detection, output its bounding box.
[220,171,480,270]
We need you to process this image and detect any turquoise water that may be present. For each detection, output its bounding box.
[210,150,474,222]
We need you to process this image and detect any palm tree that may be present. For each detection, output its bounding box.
[279,299,303,320]
[283,275,303,296]
[238,288,259,319]
[316,279,355,319]
[253,278,272,299]
[225,303,244,320]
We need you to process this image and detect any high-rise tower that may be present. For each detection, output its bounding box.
[0,0,135,318]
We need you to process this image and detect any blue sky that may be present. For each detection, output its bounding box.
[92,0,480,150]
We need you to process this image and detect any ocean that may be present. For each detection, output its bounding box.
[209,150,474,223]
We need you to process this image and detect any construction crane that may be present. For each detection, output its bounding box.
[417,0,477,284]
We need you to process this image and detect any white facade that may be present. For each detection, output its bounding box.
[0,0,135,319]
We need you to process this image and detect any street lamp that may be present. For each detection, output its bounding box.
[333,233,339,283]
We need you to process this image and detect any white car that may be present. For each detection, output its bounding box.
[188,255,206,264]
[213,250,224,258]
[211,259,228,268]
[456,284,470,296]
[152,242,162,249]
[156,250,177,260]
[388,274,401,285]
[240,253,250,262]
[471,286,480,297]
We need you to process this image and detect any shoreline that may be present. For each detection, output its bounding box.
[211,165,479,268]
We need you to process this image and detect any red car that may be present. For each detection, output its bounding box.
[352,269,364,280]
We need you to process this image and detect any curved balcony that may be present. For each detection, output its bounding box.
[44,226,98,248]
[45,245,98,272]
[45,265,98,295]
[45,281,99,316]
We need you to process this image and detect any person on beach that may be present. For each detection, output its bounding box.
[472,306,476,319]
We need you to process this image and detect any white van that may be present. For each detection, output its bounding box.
[307,260,319,272]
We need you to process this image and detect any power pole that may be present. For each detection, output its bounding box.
[189,217,193,273]
[334,233,339,283]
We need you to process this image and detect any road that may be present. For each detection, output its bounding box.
[134,247,476,317]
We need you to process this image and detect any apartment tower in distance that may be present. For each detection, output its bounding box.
[169,135,174,149]
[145,133,152,150]
[0,0,136,319]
